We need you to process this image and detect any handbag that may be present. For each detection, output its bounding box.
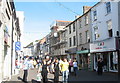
[36,73,41,81]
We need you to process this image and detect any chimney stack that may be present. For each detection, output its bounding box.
[83,6,91,14]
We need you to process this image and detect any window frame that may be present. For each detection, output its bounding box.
[69,37,72,47]
[73,23,75,32]
[93,10,97,21]
[73,36,76,46]
[69,25,71,34]
[106,2,111,14]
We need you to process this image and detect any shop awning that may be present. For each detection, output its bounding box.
[76,50,90,54]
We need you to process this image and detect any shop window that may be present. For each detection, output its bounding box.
[110,52,118,71]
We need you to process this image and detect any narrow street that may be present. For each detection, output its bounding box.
[0,0,120,83]
[2,68,118,83]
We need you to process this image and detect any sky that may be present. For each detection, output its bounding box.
[14,2,98,47]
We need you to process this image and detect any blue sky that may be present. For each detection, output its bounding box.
[14,2,97,46]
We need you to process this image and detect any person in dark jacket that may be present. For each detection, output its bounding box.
[97,58,104,75]
[54,58,60,82]
[41,59,48,83]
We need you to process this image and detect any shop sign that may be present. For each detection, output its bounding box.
[90,38,116,53]
[15,42,21,51]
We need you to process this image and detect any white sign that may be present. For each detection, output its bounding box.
[90,38,116,53]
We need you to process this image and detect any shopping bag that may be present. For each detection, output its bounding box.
[71,67,74,72]
[36,73,41,81]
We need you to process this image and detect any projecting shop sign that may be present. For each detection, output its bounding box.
[15,42,21,51]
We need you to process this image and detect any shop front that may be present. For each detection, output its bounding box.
[66,47,77,61]
[90,38,118,72]
[77,50,90,70]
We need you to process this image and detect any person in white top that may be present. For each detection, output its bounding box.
[73,58,78,76]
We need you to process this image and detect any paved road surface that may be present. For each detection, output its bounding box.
[2,68,118,83]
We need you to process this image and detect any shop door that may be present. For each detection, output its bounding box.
[103,53,108,71]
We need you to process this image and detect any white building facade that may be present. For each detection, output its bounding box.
[90,1,119,72]
[0,0,23,82]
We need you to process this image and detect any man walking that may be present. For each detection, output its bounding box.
[22,56,30,82]
[97,58,104,75]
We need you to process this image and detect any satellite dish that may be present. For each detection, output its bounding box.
[54,32,58,37]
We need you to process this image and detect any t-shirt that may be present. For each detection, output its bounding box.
[73,62,78,67]
[60,62,69,72]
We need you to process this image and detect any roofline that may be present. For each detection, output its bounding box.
[65,2,100,27]
[56,20,72,22]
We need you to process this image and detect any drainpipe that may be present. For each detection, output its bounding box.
[118,1,120,81]
[11,9,14,76]
[75,20,79,65]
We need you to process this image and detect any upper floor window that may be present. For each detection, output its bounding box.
[106,2,111,14]
[85,14,89,25]
[69,25,71,34]
[94,26,99,40]
[69,38,72,47]
[85,30,90,43]
[73,36,76,46]
[93,10,97,21]
[73,23,75,32]
[79,19,82,28]
[107,20,112,37]
[79,33,82,45]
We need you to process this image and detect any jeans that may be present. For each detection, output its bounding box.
[62,70,69,82]
[73,67,78,76]
[23,70,28,82]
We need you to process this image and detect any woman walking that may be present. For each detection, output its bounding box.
[69,59,73,73]
[73,58,78,76]
[60,58,69,82]
[54,58,60,82]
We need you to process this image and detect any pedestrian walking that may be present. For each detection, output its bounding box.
[73,58,78,76]
[41,59,48,83]
[59,58,63,75]
[97,58,104,75]
[54,58,60,82]
[22,56,30,82]
[60,58,69,83]
[50,58,55,74]
[33,59,37,68]
[69,59,73,73]
[15,58,19,69]
[37,63,42,82]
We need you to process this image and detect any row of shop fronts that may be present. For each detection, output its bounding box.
[66,37,119,72]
